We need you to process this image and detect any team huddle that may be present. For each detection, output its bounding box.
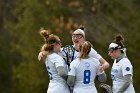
[38,26,135,93]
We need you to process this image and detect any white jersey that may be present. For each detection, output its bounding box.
[59,46,102,64]
[111,58,135,93]
[73,48,102,60]
[45,53,70,93]
[68,57,101,93]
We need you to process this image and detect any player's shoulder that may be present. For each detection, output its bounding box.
[120,57,132,65]
[71,58,79,63]
[50,53,60,57]
[121,57,130,62]
[90,47,97,52]
[70,58,80,65]
[89,48,99,56]
[89,57,100,65]
[89,57,98,61]
[49,53,62,60]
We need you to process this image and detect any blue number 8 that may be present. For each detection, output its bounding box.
[83,70,91,84]
[111,74,116,81]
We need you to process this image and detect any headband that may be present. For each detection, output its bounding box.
[73,29,85,38]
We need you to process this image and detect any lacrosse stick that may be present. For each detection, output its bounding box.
[99,83,112,93]
[62,45,75,67]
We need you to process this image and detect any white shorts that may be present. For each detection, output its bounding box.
[47,81,70,93]
[73,85,97,93]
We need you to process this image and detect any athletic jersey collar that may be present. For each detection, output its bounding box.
[116,54,126,63]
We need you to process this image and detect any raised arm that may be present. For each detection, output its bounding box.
[99,58,109,69]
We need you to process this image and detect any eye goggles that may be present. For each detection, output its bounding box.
[72,34,83,39]
[108,48,115,53]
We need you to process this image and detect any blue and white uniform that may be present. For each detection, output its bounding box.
[111,57,135,93]
[45,53,70,93]
[68,57,101,93]
[59,47,101,64]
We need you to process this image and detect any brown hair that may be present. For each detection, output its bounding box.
[113,34,124,49]
[40,29,60,52]
[79,41,92,60]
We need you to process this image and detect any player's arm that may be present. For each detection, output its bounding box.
[115,60,133,93]
[90,48,109,69]
[38,51,48,61]
[67,60,76,87]
[115,74,131,93]
[98,72,106,83]
[54,55,68,81]
[97,64,107,82]
[67,75,75,87]
[57,66,67,81]
[99,58,109,69]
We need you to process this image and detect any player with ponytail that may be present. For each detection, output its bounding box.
[39,29,70,93]
[108,34,135,93]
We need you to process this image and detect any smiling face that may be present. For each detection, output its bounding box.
[72,29,85,50]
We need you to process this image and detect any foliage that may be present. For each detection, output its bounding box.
[0,0,140,93]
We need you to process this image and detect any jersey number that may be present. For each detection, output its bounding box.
[47,66,53,80]
[83,70,91,84]
[111,74,116,81]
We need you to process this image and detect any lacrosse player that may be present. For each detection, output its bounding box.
[60,26,109,69]
[39,26,109,69]
[39,30,70,93]
[108,34,135,93]
[38,27,109,93]
[67,41,106,93]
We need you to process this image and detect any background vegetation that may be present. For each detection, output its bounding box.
[0,0,140,93]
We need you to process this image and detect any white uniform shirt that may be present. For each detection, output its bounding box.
[111,58,135,93]
[45,53,70,93]
[68,57,101,93]
[73,48,102,60]
[59,46,102,64]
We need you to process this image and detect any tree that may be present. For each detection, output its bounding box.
[0,0,140,92]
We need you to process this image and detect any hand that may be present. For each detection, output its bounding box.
[38,52,43,61]
[38,51,48,61]
[99,64,105,73]
[99,58,109,69]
